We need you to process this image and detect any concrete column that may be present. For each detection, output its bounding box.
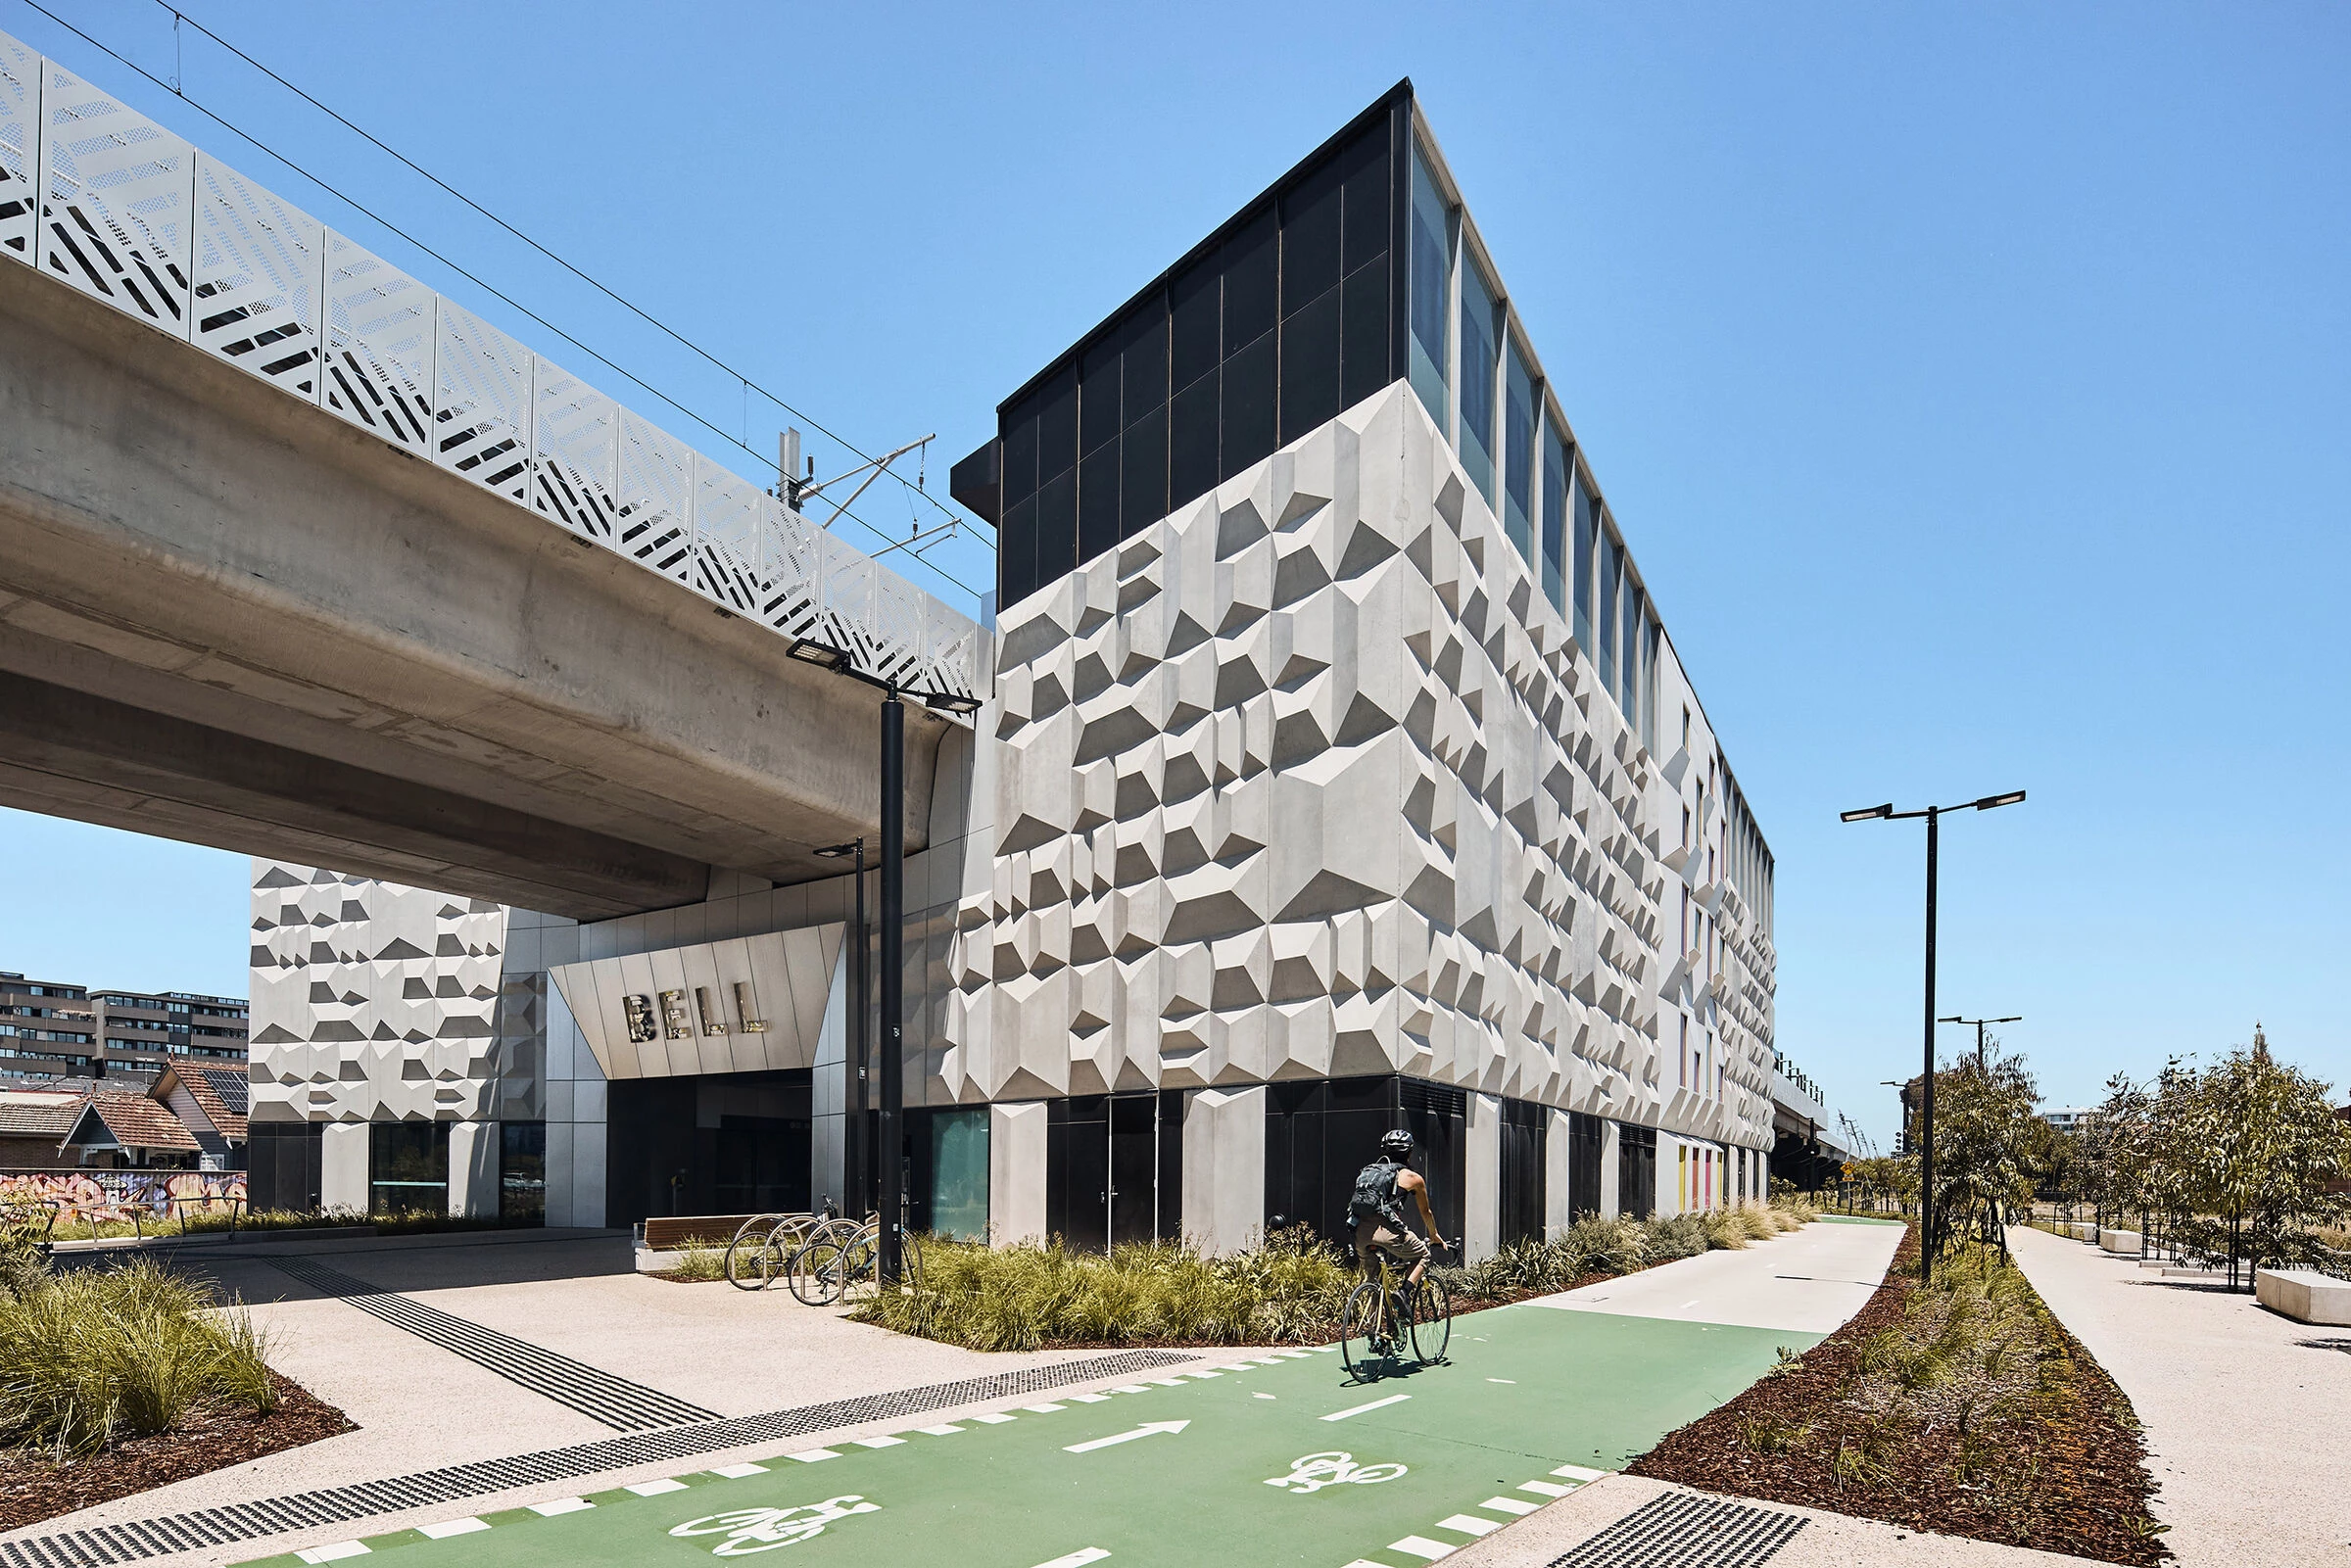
[1544,1109,1573,1237]
[1463,1093,1499,1262]
[320,1121,369,1213]
[1599,1121,1620,1219]
[810,941,849,1212]
[989,1101,1049,1247]
[447,1121,500,1218]
[1180,1086,1266,1256]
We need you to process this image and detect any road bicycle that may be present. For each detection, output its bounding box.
[786,1213,881,1307]
[723,1211,826,1292]
[1339,1245,1452,1382]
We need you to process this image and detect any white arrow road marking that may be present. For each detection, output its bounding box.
[1062,1419,1190,1453]
[1032,1551,1111,1568]
[1320,1393,1411,1422]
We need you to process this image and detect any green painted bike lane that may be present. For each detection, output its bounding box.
[254,1306,1818,1568]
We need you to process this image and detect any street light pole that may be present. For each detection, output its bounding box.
[1939,1013,2023,1071]
[1842,789,2025,1286]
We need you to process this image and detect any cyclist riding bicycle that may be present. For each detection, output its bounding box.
[1348,1128,1448,1288]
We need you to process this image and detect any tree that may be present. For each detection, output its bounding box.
[2165,1032,2351,1287]
[1919,1039,2045,1262]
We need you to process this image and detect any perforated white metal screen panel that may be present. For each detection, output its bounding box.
[532,358,621,541]
[614,408,695,584]
[692,460,766,614]
[323,230,434,451]
[0,32,33,261]
[192,154,323,399]
[758,504,825,641]
[435,297,533,500]
[39,59,192,330]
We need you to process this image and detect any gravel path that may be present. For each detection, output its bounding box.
[2009,1223,2351,1567]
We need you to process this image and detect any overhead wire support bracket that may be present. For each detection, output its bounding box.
[795,436,934,532]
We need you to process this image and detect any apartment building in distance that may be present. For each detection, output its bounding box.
[1,973,245,1087]
[0,974,97,1082]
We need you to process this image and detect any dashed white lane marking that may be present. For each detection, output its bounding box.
[1321,1393,1411,1421]
[1070,1393,1111,1402]
[1031,1550,1112,1568]
[1388,1536,1454,1561]
[525,1498,593,1517]
[1517,1480,1576,1497]
[1217,1363,1258,1372]
[713,1462,772,1476]
[417,1519,489,1540]
[1678,1299,1701,1310]
[296,1544,369,1564]
[1025,1402,1070,1411]
[1486,1377,1515,1384]
[624,1479,688,1497]
[851,1436,905,1449]
[1481,1497,1539,1516]
[1254,1392,1276,1400]
[1111,1385,1152,1394]
[972,1413,1017,1424]
[919,1423,965,1435]
[1551,1463,1609,1482]
[1435,1512,1502,1537]
[784,1449,840,1463]
[1147,1377,1188,1387]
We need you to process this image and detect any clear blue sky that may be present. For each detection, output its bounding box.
[3,2,2344,1144]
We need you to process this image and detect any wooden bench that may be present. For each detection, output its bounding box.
[641,1214,758,1251]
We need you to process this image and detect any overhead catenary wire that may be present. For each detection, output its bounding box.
[13,1,991,605]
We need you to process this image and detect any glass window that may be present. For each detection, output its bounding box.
[500,1120,546,1224]
[1621,581,1646,734]
[1503,343,1535,565]
[1572,468,1596,653]
[1457,260,1499,503]
[1599,531,1620,697]
[1540,419,1567,614]
[929,1108,989,1243]
[369,1121,449,1216]
[1407,145,1452,428]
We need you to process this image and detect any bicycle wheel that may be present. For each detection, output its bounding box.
[724,1214,780,1291]
[787,1237,847,1306]
[834,1226,883,1306]
[1409,1275,1452,1365]
[1339,1279,1386,1382]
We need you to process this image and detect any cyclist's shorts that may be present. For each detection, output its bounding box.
[1355,1218,1430,1270]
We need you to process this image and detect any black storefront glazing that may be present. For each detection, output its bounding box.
[1567,1111,1606,1220]
[1497,1097,1546,1248]
[500,1120,546,1224]
[604,1069,812,1225]
[247,1120,321,1212]
[983,86,1409,608]
[1264,1074,1465,1252]
[1617,1121,1657,1221]
[1044,1091,1184,1251]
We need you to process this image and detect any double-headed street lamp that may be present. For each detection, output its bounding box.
[1842,789,2025,1284]
[792,635,983,1286]
[1940,1013,2021,1070]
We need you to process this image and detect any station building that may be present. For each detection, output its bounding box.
[246,82,1779,1260]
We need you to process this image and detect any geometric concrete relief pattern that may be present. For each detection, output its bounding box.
[0,24,979,702]
[948,383,1775,1155]
[247,860,508,1124]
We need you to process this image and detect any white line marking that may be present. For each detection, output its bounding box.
[1551,1463,1609,1482]
[1677,1299,1701,1310]
[624,1479,689,1497]
[1254,1392,1277,1401]
[1517,1480,1576,1497]
[1184,1369,1222,1378]
[851,1436,905,1449]
[417,1519,489,1540]
[1486,1377,1516,1384]
[1025,1402,1070,1412]
[1482,1497,1540,1516]
[1321,1393,1411,1422]
[712,1462,772,1477]
[783,1450,839,1463]
[1031,1550,1112,1568]
[1436,1513,1502,1537]
[296,1544,370,1563]
[1063,1419,1189,1453]
[526,1498,593,1517]
[1111,1385,1151,1394]
[1147,1378,1188,1387]
[1388,1537,1455,1561]
[1217,1363,1257,1372]
[1069,1393,1111,1403]
[973,1413,1017,1424]
[919,1423,965,1435]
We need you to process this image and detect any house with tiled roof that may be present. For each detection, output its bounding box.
[0,1085,93,1167]
[155,1063,249,1169]
[57,1090,202,1168]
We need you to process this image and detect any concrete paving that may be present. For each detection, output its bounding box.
[1527,1216,1901,1335]
[2010,1222,2351,1568]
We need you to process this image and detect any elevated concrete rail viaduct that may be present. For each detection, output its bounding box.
[0,258,958,919]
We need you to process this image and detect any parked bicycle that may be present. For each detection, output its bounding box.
[1339,1245,1452,1381]
[786,1213,880,1307]
[723,1211,826,1292]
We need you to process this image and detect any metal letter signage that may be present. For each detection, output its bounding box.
[695,986,727,1036]
[660,988,693,1040]
[668,1498,880,1555]
[623,993,658,1045]
[733,980,768,1033]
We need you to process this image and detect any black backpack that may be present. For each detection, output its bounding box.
[1347,1158,1405,1228]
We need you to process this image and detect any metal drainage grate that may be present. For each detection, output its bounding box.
[1549,1492,1806,1568]
[264,1255,717,1431]
[0,1348,1194,1568]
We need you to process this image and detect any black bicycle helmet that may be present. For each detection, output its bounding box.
[1379,1127,1415,1158]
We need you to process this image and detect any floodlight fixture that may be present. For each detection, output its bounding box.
[788,637,852,672]
[1973,790,2027,811]
[1841,803,1895,823]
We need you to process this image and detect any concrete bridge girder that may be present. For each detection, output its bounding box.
[0,257,955,919]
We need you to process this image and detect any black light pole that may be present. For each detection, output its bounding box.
[813,837,867,1216]
[1843,789,2025,1285]
[877,691,904,1287]
[1940,1013,2021,1071]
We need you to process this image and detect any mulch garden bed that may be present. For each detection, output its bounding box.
[1628,1226,2171,1564]
[0,1371,355,1533]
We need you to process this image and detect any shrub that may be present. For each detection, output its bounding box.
[1569,1214,1648,1275]
[667,1242,727,1282]
[0,1259,276,1454]
[1700,1209,1751,1250]
[1643,1213,1710,1261]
